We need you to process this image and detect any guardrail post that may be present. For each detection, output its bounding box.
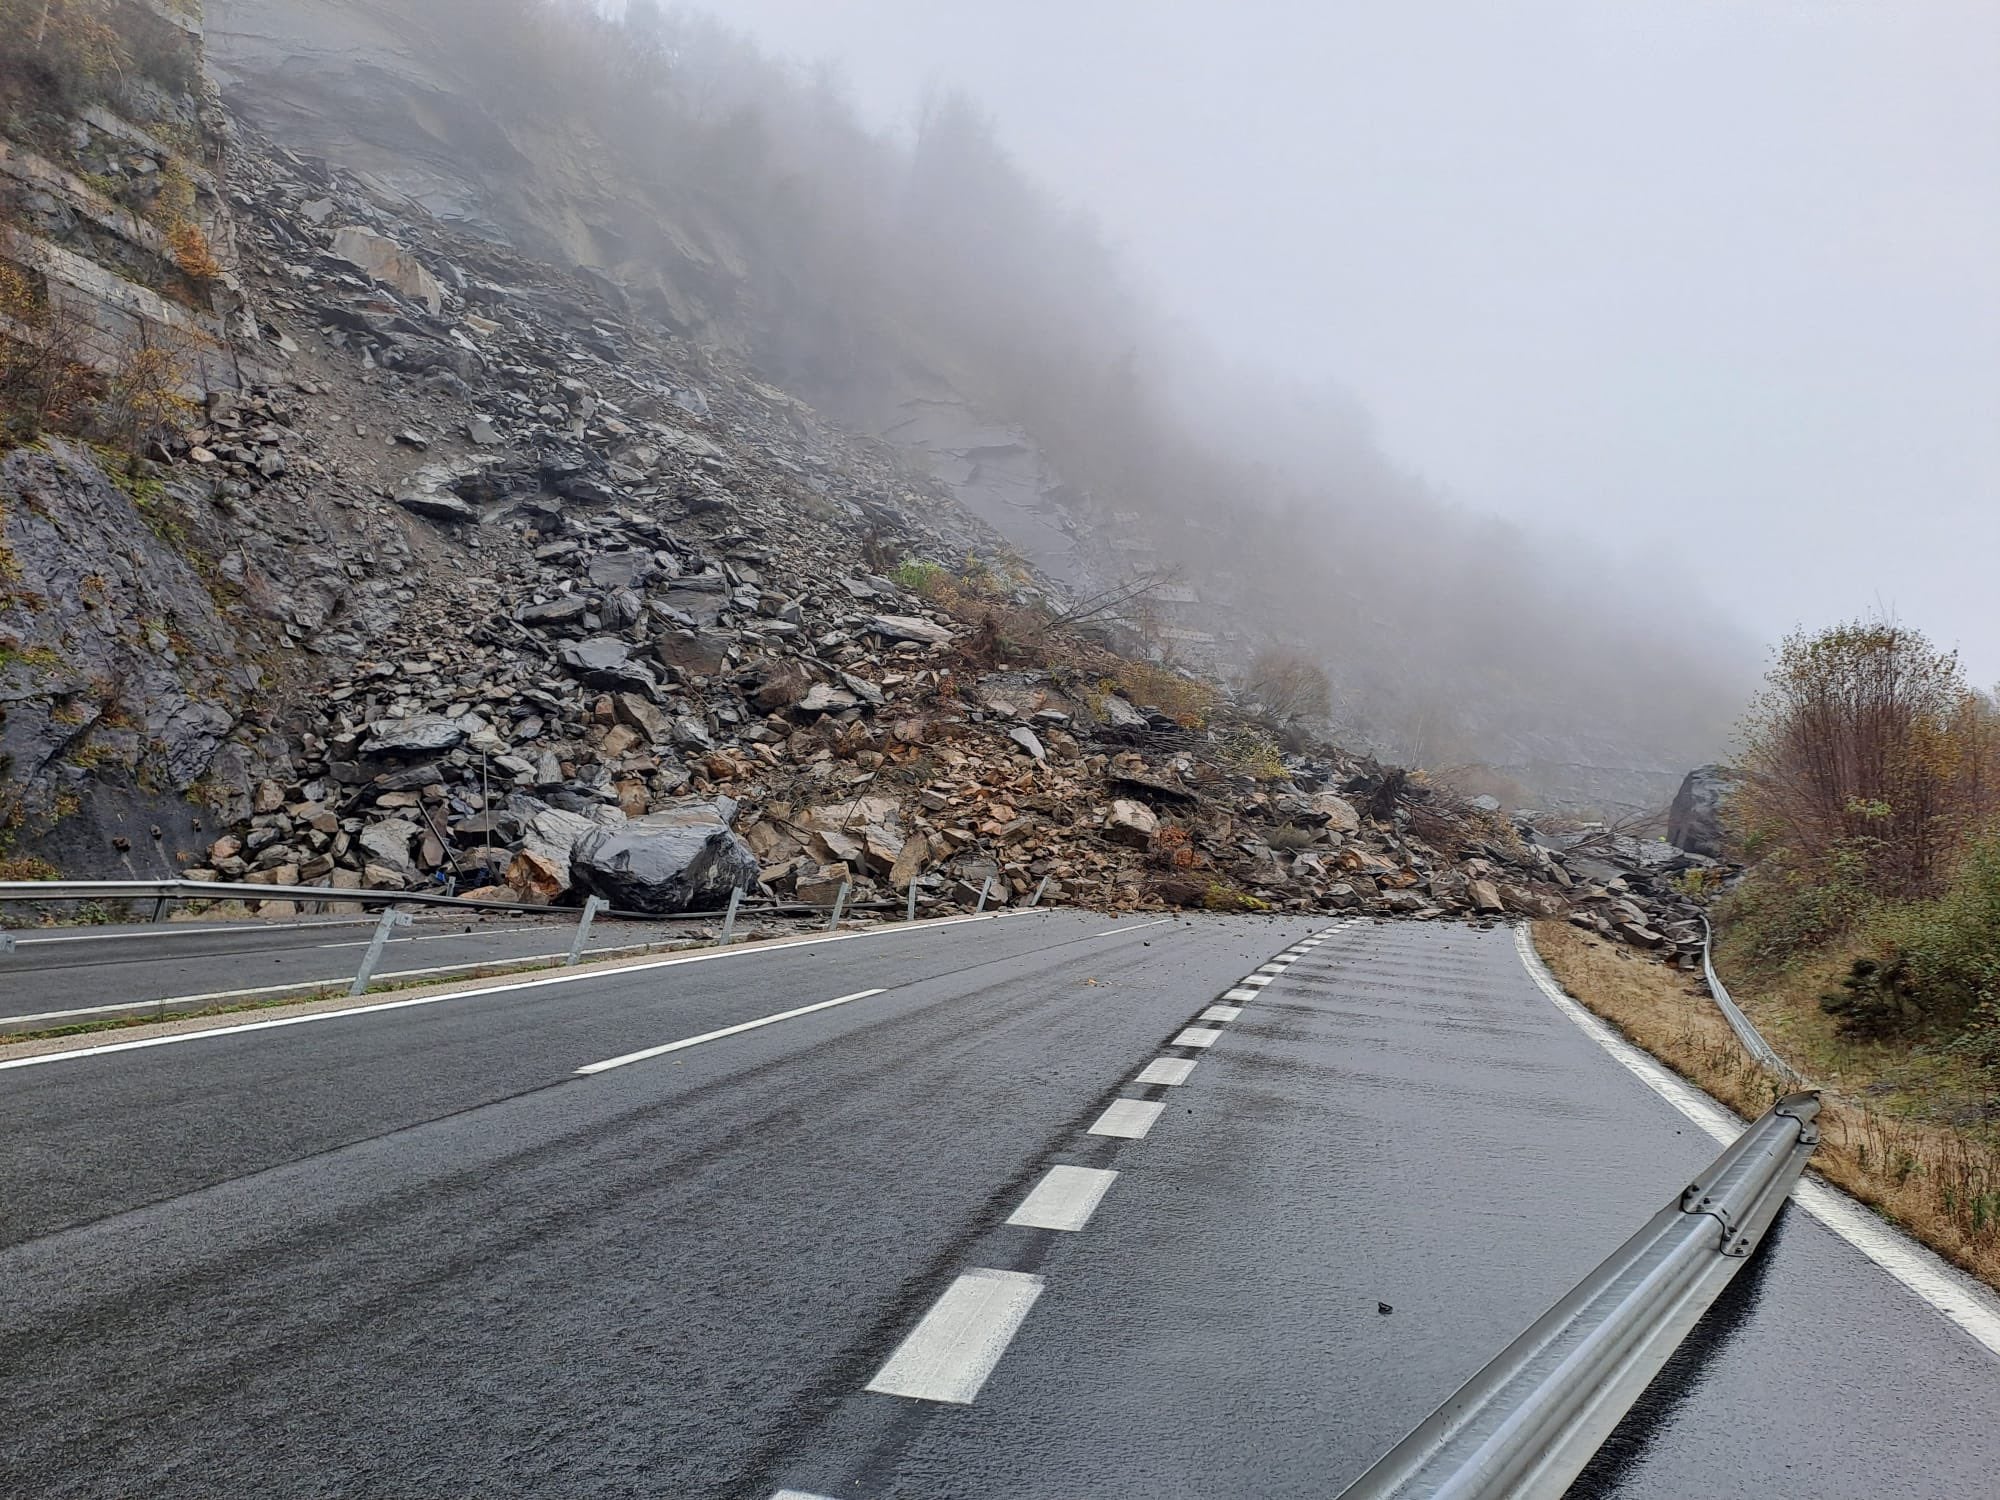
[905,880,919,923]
[826,880,850,932]
[349,907,414,997]
[151,896,169,923]
[720,886,743,946]
[976,874,994,914]
[565,895,606,967]
[1028,875,1049,908]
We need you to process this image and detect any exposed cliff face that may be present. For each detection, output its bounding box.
[206,0,755,351]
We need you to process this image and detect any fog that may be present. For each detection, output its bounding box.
[710,0,2000,686]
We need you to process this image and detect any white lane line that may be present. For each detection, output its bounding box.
[12,917,377,946]
[1200,1004,1243,1022]
[1514,924,2000,1362]
[0,942,673,1030]
[576,989,887,1075]
[1137,1057,1197,1086]
[1090,1098,1166,1138]
[1222,987,1260,1002]
[1256,963,1288,974]
[312,924,547,950]
[1171,1026,1222,1049]
[1239,975,1272,988]
[1089,917,1174,938]
[866,1268,1045,1404]
[1008,1165,1119,1231]
[0,913,1011,1071]
[770,1491,843,1500]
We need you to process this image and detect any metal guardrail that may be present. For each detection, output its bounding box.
[0,878,633,920]
[1700,915,1806,1084]
[1338,1092,1822,1500]
[0,878,949,926]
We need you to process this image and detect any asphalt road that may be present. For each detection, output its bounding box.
[2,911,1996,1498]
[0,910,704,1028]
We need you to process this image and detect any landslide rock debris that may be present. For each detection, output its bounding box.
[0,112,1712,955]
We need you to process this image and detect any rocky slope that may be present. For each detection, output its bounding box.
[0,9,1722,969]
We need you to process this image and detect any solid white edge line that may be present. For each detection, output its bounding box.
[865,1267,1045,1404]
[1007,1164,1120,1231]
[1513,922,2000,1361]
[0,912,1015,1070]
[576,989,887,1074]
[1089,1098,1165,1138]
[1137,1057,1197,1086]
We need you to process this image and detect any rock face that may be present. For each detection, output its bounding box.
[1667,765,1740,858]
[570,805,759,913]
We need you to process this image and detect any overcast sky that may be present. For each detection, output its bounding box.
[709,0,1999,683]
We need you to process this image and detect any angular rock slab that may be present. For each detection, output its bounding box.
[570,808,759,913]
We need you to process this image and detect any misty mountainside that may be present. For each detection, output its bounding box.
[202,0,1751,814]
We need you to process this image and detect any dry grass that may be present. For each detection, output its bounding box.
[1534,918,2000,1291]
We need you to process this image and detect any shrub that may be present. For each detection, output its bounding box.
[1242,646,1332,724]
[1107,661,1217,728]
[0,0,130,108]
[1736,621,1999,902]
[888,557,948,595]
[1814,837,2000,1051]
[0,254,96,446]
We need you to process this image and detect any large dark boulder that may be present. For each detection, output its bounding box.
[570,805,759,913]
[1667,765,1740,858]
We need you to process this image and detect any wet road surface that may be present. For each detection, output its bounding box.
[1,913,1996,1498]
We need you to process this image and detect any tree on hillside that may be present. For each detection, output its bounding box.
[1735,621,2000,897]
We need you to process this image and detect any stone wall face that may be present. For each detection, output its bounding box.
[1,0,240,397]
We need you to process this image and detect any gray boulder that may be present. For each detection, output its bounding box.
[570,805,759,913]
[364,717,466,756]
[869,613,954,646]
[559,636,659,691]
[1667,765,1740,859]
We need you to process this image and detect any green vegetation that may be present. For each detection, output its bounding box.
[888,557,949,595]
[0,0,131,110]
[1200,883,1269,913]
[1695,619,2000,1205]
[1719,622,1999,1076]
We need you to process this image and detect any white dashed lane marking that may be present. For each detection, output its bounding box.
[1008,1165,1119,1231]
[575,989,886,1074]
[1200,1005,1242,1022]
[1240,975,1272,988]
[866,1268,1046,1404]
[1137,1057,1197,1086]
[1223,987,1260,1002]
[1172,1026,1223,1049]
[1090,1098,1166,1138]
